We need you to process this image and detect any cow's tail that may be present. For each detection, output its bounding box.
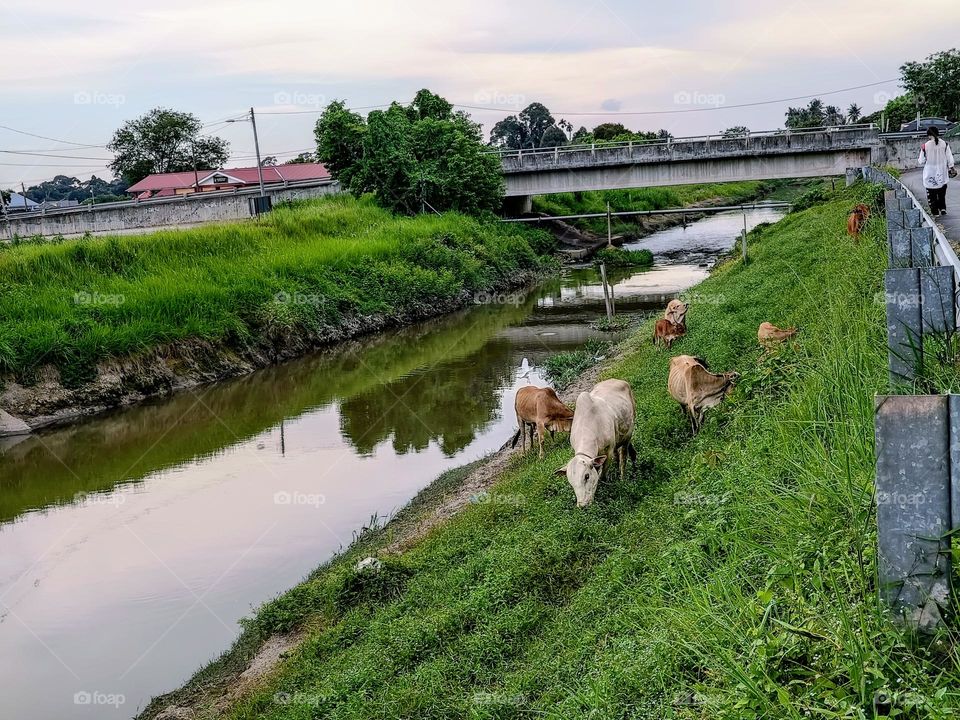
[511,427,522,448]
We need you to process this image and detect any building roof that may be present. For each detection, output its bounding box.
[6,192,39,209]
[127,163,331,194]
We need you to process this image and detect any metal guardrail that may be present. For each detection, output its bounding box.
[502,202,792,223]
[487,124,880,159]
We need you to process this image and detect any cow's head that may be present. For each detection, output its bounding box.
[555,454,606,507]
[665,299,689,325]
[723,372,740,394]
[547,416,573,433]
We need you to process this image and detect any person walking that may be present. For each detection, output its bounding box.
[917,126,956,216]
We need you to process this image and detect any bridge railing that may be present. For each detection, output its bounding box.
[487,124,879,160]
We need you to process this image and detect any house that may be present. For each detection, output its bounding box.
[126,163,331,200]
[4,192,40,213]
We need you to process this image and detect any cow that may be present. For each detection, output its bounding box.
[511,386,574,458]
[667,355,738,434]
[664,298,689,325]
[653,318,686,348]
[757,321,797,347]
[847,203,870,238]
[555,379,636,508]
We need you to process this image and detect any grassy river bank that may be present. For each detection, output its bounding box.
[142,181,960,719]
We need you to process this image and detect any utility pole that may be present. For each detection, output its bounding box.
[741,209,748,265]
[227,108,266,197]
[606,201,613,248]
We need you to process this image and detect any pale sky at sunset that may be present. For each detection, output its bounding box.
[2,0,959,186]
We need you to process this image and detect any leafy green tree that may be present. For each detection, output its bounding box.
[862,94,918,131]
[489,102,556,149]
[284,152,316,164]
[314,100,367,189]
[571,126,591,143]
[901,48,960,120]
[785,99,845,128]
[107,108,229,185]
[592,123,630,141]
[722,126,750,137]
[539,125,568,148]
[846,103,862,123]
[260,156,278,166]
[315,91,503,215]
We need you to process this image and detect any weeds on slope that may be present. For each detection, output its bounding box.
[178,182,960,720]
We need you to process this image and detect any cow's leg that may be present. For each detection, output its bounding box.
[618,445,626,479]
[536,421,546,459]
[627,441,637,474]
[687,404,699,434]
[516,412,525,452]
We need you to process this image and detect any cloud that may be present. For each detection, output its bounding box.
[600,98,623,111]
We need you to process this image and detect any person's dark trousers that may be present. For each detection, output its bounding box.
[927,185,948,214]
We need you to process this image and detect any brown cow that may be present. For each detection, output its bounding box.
[847,203,870,238]
[653,318,686,348]
[757,321,797,346]
[667,355,738,434]
[664,298,689,325]
[511,386,575,458]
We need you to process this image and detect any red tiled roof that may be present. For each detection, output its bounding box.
[128,163,330,194]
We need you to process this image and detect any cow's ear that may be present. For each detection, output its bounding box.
[592,455,607,468]
[554,467,567,477]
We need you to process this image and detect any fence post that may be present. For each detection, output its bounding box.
[889,229,912,268]
[875,395,951,632]
[885,268,922,383]
[920,265,957,337]
[911,227,935,267]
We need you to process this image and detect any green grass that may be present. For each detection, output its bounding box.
[154,180,960,719]
[0,196,553,386]
[531,181,774,236]
[542,339,610,390]
[592,247,654,268]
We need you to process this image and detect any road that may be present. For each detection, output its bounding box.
[899,167,960,245]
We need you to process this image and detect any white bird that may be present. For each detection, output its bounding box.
[519,357,532,380]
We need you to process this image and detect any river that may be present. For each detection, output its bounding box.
[0,206,785,719]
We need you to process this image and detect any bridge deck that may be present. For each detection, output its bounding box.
[900,168,960,251]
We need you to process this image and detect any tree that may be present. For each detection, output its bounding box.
[315,91,503,215]
[107,108,230,185]
[656,129,673,141]
[592,123,630,141]
[489,102,556,149]
[284,152,316,165]
[571,126,591,143]
[314,100,367,190]
[721,126,750,137]
[539,125,568,148]
[846,103,862,123]
[260,156,278,166]
[901,48,960,120]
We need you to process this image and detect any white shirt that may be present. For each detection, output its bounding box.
[918,139,955,189]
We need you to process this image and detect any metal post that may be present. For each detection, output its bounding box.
[250,107,265,198]
[741,209,748,264]
[606,201,612,248]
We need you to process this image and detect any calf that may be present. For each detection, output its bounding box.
[555,379,636,508]
[667,355,738,434]
[653,318,686,348]
[847,203,870,238]
[511,386,574,458]
[757,321,797,346]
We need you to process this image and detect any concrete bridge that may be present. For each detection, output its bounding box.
[495,126,925,211]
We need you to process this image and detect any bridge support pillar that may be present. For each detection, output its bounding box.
[503,195,532,217]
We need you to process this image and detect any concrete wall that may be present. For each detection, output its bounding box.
[1,180,340,240]
[504,149,873,196]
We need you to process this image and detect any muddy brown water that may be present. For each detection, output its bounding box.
[0,207,784,719]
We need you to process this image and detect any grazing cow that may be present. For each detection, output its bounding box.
[555,379,637,508]
[847,203,870,238]
[757,321,797,346]
[667,355,738,434]
[511,386,574,458]
[664,299,689,325]
[653,318,686,348]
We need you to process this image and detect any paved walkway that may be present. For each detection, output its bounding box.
[899,168,960,246]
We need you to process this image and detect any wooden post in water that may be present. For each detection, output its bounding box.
[599,262,613,320]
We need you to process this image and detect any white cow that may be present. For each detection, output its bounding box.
[555,379,637,507]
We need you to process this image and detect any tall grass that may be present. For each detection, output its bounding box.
[140,182,960,719]
[0,195,552,386]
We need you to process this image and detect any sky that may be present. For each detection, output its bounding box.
[2,0,959,187]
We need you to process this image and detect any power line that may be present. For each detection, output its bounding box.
[0,123,107,147]
[454,79,899,116]
[0,150,115,160]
